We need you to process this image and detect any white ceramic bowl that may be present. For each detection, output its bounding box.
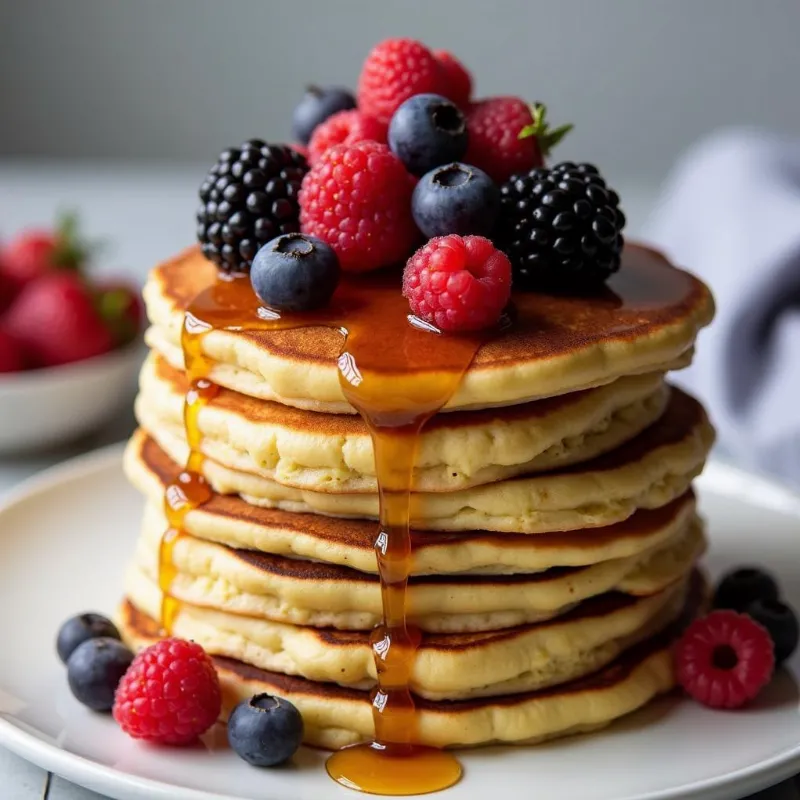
[0,342,144,453]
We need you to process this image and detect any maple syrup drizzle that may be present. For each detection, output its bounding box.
[158,317,219,634]
[159,269,479,794]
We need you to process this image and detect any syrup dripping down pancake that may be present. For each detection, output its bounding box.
[143,244,713,413]
[117,570,706,750]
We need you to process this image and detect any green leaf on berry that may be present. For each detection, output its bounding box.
[518,103,574,157]
[52,210,103,272]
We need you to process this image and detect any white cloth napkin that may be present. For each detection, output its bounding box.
[644,129,800,485]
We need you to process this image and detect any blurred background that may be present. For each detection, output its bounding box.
[3,0,800,276]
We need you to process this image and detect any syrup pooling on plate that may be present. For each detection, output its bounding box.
[177,269,483,794]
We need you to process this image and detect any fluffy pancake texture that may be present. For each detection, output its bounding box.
[136,353,670,492]
[131,387,714,533]
[143,244,713,413]
[127,512,705,632]
[123,576,690,700]
[118,570,704,750]
[120,241,715,754]
[126,433,699,575]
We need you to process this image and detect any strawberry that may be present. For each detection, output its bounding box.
[1,213,94,290]
[0,328,26,373]
[0,268,18,313]
[94,282,143,346]
[6,273,113,367]
[465,99,573,183]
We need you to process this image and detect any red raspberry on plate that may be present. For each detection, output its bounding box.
[307,109,387,165]
[6,272,113,367]
[402,235,511,332]
[299,140,418,272]
[434,49,472,108]
[113,638,221,745]
[358,38,444,124]
[674,610,775,709]
[465,98,573,183]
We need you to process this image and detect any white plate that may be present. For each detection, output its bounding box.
[0,448,799,800]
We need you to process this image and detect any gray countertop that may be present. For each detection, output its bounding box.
[0,161,795,799]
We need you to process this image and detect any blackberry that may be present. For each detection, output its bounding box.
[197,140,308,273]
[498,162,625,290]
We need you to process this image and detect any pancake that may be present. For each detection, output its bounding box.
[137,352,670,493]
[128,432,698,575]
[128,514,705,631]
[132,387,714,533]
[118,571,704,749]
[124,575,689,700]
[143,244,713,413]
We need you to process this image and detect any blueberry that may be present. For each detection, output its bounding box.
[747,598,799,664]
[250,233,340,312]
[292,86,355,145]
[56,613,121,665]
[66,637,134,711]
[713,566,780,613]
[388,94,468,176]
[412,162,500,238]
[227,693,304,767]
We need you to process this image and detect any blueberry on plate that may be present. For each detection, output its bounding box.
[227,693,304,767]
[57,613,121,665]
[747,598,799,664]
[67,637,134,712]
[713,566,780,613]
[292,86,356,145]
[250,233,340,312]
[389,94,468,176]
[412,162,500,238]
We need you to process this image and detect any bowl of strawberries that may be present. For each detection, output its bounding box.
[0,215,144,453]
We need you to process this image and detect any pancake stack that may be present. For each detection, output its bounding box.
[119,242,715,749]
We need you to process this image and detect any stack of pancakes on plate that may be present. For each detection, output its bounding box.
[119,243,715,749]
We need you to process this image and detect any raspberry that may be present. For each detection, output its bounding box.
[465,98,572,183]
[357,38,444,124]
[113,638,221,745]
[434,50,472,108]
[674,610,775,709]
[402,235,511,332]
[299,140,418,273]
[307,110,387,165]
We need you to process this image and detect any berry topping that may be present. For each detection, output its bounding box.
[412,162,499,239]
[357,38,444,124]
[307,109,387,165]
[465,98,572,183]
[66,637,134,712]
[675,610,775,709]
[6,272,114,367]
[251,233,340,311]
[299,140,418,272]
[292,86,356,146]
[402,235,511,332]
[713,566,780,613]
[434,49,472,108]
[227,693,304,767]
[113,638,221,745]
[498,162,625,291]
[746,598,799,664]
[57,613,121,665]
[388,94,468,176]
[197,141,308,273]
